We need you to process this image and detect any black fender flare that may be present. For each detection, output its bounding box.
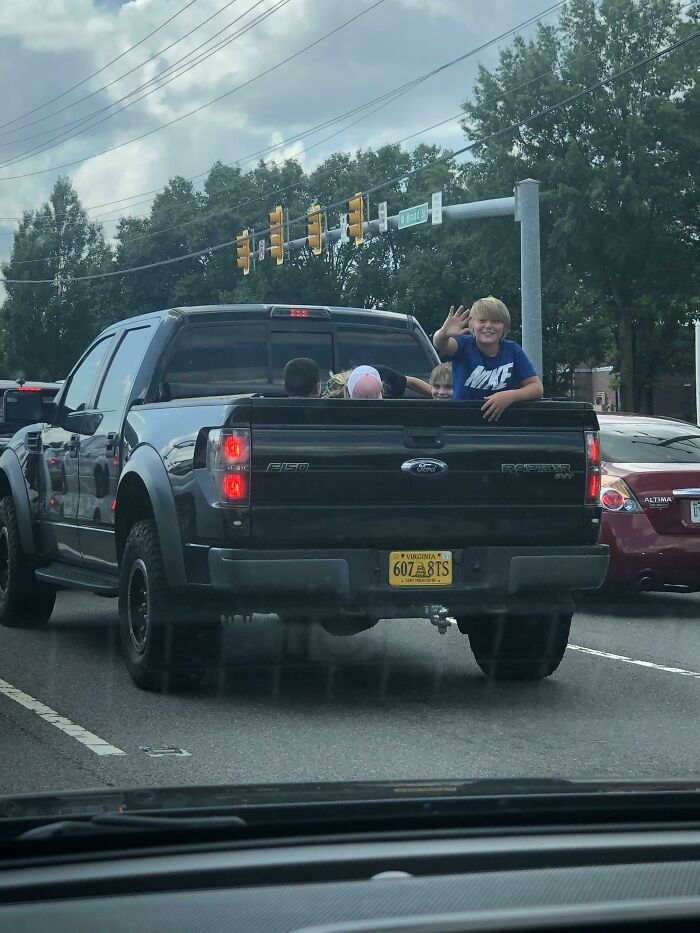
[117,445,188,589]
[0,449,36,555]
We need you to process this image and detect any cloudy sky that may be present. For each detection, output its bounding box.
[0,0,552,264]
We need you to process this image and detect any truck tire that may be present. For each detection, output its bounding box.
[119,520,221,691]
[463,611,572,681]
[0,497,56,629]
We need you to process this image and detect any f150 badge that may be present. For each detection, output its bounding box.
[401,459,448,477]
[267,462,310,472]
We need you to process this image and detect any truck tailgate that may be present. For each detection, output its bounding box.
[241,399,599,549]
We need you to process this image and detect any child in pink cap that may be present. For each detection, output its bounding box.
[347,365,383,399]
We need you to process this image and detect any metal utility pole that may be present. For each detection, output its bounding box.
[515,179,542,378]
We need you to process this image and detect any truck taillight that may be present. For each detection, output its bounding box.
[207,428,250,506]
[585,431,601,504]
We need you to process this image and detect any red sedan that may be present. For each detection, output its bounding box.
[598,413,700,592]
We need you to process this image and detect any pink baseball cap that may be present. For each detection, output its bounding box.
[348,365,383,399]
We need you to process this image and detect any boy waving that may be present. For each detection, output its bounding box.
[433,296,543,421]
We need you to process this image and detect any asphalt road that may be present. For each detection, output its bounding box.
[1,589,699,797]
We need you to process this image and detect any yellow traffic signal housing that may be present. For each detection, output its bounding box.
[307,204,323,256]
[236,229,251,276]
[347,192,364,245]
[269,205,285,265]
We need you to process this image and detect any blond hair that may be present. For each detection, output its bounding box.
[469,296,510,336]
[430,362,452,387]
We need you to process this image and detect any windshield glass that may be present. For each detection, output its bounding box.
[0,0,699,818]
[601,422,700,463]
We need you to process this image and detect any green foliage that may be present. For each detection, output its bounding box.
[0,177,114,380]
[1,0,697,407]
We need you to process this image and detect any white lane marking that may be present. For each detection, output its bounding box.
[568,644,700,680]
[0,677,125,756]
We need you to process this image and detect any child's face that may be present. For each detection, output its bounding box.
[471,314,506,348]
[431,381,453,400]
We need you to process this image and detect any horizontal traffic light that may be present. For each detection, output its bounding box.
[347,192,364,245]
[236,229,251,276]
[269,205,285,265]
[307,204,323,256]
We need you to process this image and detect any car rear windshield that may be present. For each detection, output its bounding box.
[601,422,700,463]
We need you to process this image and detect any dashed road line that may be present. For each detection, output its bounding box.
[568,644,700,680]
[0,677,125,756]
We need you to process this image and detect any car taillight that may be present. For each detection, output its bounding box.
[207,428,251,506]
[585,431,601,504]
[600,473,642,512]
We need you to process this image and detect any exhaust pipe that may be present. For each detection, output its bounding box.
[637,574,655,592]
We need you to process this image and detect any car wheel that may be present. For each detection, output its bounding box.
[119,520,221,691]
[0,497,56,629]
[462,611,572,681]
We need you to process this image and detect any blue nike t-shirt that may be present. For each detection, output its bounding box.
[451,335,536,401]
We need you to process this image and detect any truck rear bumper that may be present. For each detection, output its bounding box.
[206,545,609,614]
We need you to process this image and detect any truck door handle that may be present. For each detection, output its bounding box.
[105,433,118,456]
[67,434,80,457]
[403,426,444,449]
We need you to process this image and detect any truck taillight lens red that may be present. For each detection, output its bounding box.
[207,428,251,506]
[585,431,601,504]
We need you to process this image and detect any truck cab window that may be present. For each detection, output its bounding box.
[96,327,152,413]
[270,332,333,384]
[338,328,433,379]
[163,324,267,397]
[61,336,113,419]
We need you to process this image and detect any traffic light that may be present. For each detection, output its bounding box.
[307,204,323,256]
[347,192,364,246]
[269,205,285,265]
[236,229,251,276]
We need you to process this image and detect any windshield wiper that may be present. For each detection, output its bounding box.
[17,812,246,840]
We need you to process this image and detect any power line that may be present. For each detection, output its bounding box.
[0,0,292,171]
[4,24,698,285]
[8,0,693,261]
[0,0,203,133]
[0,0,246,144]
[0,0,389,182]
[1,0,569,248]
[83,0,568,217]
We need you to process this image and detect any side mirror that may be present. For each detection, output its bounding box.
[64,410,102,436]
[2,389,49,426]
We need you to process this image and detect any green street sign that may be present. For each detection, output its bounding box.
[398,202,429,230]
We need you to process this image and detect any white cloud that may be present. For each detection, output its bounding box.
[0,0,550,272]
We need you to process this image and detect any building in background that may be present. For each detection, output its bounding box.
[572,365,696,422]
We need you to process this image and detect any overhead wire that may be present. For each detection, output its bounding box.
[0,0,203,133]
[1,0,570,253]
[7,0,696,262]
[0,0,294,171]
[0,0,389,182]
[0,0,247,143]
[4,23,698,285]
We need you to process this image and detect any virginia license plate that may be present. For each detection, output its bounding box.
[691,501,700,523]
[389,551,452,586]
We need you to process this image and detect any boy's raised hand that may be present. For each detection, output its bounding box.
[441,305,471,338]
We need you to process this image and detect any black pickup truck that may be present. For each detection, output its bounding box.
[0,303,608,690]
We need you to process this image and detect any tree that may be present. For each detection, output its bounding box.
[461,0,700,410]
[0,177,114,380]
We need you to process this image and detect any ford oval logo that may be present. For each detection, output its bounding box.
[401,458,448,477]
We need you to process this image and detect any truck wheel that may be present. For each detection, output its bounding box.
[119,520,220,691]
[0,497,56,629]
[463,611,572,681]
